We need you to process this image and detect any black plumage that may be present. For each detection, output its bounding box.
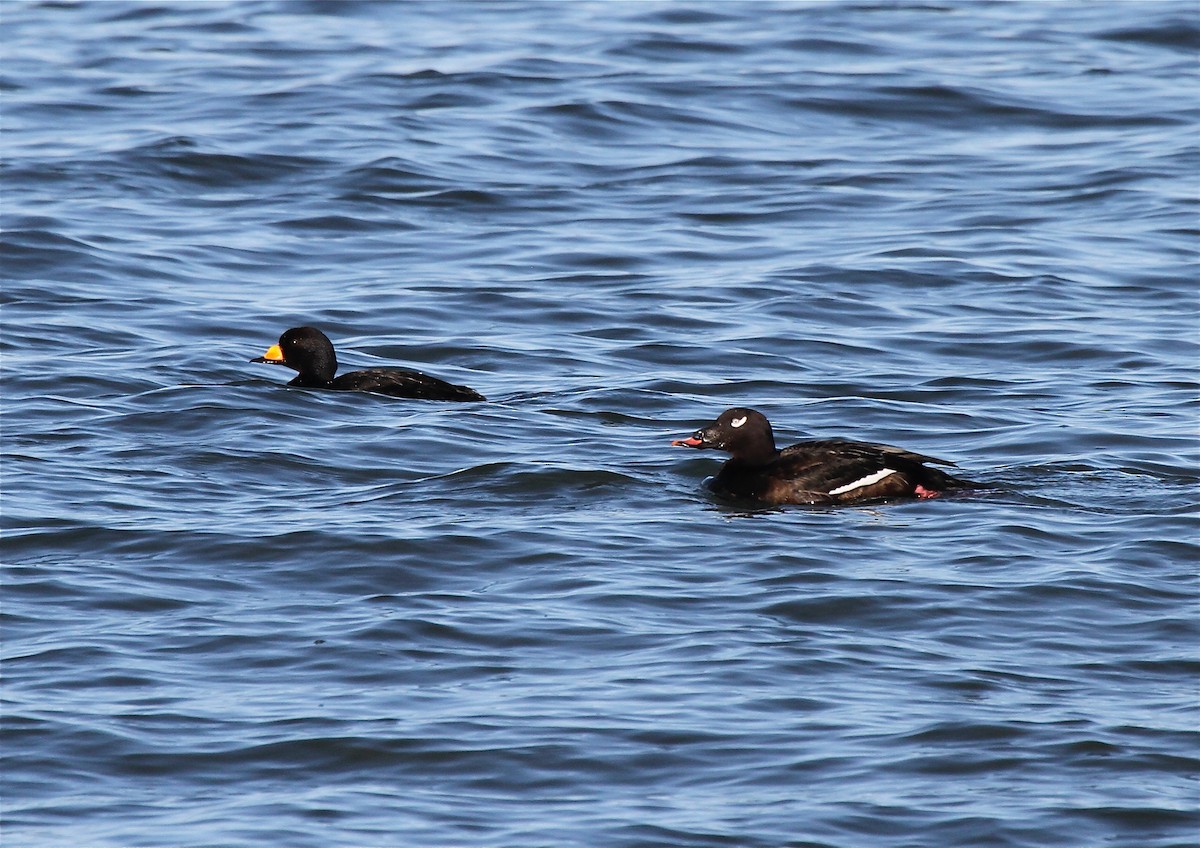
[672,407,980,505]
[251,326,485,402]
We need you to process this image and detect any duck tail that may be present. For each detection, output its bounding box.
[918,465,989,493]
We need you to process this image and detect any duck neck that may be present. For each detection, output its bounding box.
[290,372,335,388]
[730,432,778,465]
[298,352,338,386]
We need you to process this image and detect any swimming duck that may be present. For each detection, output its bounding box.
[251,326,485,401]
[672,407,979,505]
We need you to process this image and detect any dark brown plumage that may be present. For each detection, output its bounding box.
[251,326,485,402]
[671,407,980,505]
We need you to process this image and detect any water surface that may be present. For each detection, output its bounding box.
[3,2,1198,846]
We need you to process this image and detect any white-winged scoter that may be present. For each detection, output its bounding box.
[251,326,485,402]
[671,407,979,505]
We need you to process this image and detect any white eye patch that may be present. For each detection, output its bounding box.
[730,416,747,428]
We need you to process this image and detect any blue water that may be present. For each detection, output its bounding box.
[3,2,1198,846]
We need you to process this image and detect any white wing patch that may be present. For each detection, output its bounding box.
[828,468,897,495]
[731,416,747,428]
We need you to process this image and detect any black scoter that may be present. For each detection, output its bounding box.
[251,326,485,401]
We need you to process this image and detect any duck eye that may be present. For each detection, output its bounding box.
[731,416,747,428]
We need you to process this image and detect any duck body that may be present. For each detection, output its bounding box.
[315,367,484,400]
[252,326,485,402]
[673,408,979,506]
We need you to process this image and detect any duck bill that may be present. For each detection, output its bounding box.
[671,436,705,448]
[250,343,285,364]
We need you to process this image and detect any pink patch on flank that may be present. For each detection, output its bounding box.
[914,485,941,499]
